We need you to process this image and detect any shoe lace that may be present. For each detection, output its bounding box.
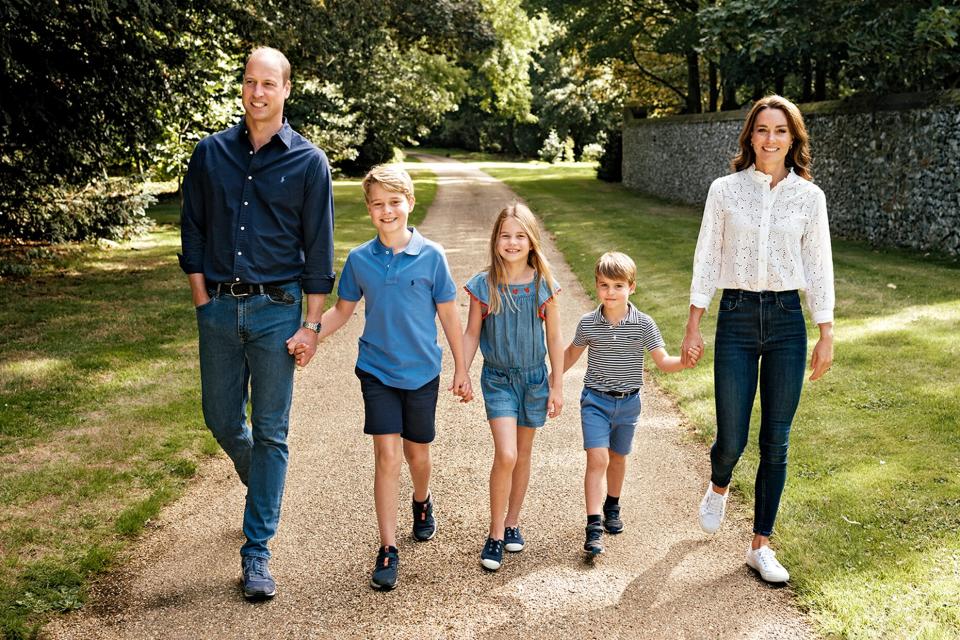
[704,491,725,516]
[586,525,603,542]
[755,547,782,571]
[246,557,268,578]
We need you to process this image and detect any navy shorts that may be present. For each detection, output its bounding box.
[355,367,439,443]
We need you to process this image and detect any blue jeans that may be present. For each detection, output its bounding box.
[711,289,807,537]
[195,282,301,558]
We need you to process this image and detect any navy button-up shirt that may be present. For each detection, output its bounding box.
[178,120,335,294]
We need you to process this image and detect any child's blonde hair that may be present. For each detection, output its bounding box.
[362,164,415,202]
[595,251,637,285]
[486,202,556,315]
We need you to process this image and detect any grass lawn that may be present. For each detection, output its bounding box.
[0,168,434,639]
[464,157,959,639]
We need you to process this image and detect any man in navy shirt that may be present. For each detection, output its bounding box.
[179,47,335,600]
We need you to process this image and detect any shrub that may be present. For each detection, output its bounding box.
[538,129,564,163]
[596,128,622,182]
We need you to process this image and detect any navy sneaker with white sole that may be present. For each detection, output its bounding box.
[241,556,277,600]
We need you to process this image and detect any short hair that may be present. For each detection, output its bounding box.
[247,47,291,84]
[362,164,415,202]
[732,95,811,180]
[595,251,637,285]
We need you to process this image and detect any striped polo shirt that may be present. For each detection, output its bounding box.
[572,303,665,394]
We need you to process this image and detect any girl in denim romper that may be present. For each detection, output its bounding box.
[463,202,564,572]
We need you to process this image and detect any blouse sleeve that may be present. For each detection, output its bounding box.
[690,178,725,310]
[537,278,562,320]
[464,272,490,317]
[800,189,835,324]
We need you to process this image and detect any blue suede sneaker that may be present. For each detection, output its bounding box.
[241,556,276,600]
[504,526,525,552]
[370,546,399,591]
[480,537,504,571]
[412,494,437,542]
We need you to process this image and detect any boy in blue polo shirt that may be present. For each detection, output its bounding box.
[303,164,471,591]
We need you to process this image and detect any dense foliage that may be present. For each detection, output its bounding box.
[2,0,958,241]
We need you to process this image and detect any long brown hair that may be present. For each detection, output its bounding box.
[486,202,556,316]
[732,95,812,180]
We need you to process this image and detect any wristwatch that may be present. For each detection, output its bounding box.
[302,321,321,333]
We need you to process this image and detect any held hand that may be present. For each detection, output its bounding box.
[684,344,704,368]
[285,328,319,367]
[449,370,473,403]
[809,335,833,381]
[681,329,705,368]
[547,387,563,419]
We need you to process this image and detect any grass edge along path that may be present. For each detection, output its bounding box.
[466,157,959,640]
[0,169,436,639]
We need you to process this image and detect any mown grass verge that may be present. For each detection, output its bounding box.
[468,157,959,639]
[0,167,434,639]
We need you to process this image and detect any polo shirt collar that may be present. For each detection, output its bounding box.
[236,118,293,149]
[371,227,424,256]
[593,301,640,326]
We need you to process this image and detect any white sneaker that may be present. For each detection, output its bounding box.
[746,545,790,583]
[698,483,728,533]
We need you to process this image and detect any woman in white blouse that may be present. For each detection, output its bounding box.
[681,95,834,583]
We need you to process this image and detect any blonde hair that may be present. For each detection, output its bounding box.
[486,202,556,316]
[362,164,415,202]
[595,251,636,285]
[247,47,291,84]
[732,95,812,180]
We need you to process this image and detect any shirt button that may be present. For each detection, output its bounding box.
[240,226,245,231]
[237,251,242,256]
[249,151,253,155]
[244,201,248,206]
[235,277,240,282]
[248,176,252,180]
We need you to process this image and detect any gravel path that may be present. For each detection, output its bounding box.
[44,156,814,639]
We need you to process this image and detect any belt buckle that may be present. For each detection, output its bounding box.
[228,282,250,297]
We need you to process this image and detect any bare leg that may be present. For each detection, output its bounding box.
[504,426,537,527]
[373,434,403,548]
[584,447,609,515]
[488,417,518,540]
[605,450,627,500]
[403,439,432,503]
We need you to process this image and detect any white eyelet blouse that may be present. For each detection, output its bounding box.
[689,166,835,324]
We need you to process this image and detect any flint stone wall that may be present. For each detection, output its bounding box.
[622,90,960,256]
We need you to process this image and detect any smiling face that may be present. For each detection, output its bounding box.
[242,51,290,129]
[751,107,793,170]
[496,217,532,267]
[595,275,635,315]
[366,182,414,240]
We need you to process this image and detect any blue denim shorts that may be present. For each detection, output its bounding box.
[580,387,642,455]
[356,367,439,443]
[481,363,549,427]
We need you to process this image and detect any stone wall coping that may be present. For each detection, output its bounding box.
[624,89,960,127]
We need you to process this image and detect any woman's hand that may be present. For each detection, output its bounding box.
[809,324,834,381]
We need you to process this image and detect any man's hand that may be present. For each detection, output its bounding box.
[285,327,319,367]
[450,368,473,403]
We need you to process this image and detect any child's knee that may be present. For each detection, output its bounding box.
[493,448,518,469]
[608,450,627,466]
[586,447,609,469]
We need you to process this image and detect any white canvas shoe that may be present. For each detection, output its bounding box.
[698,482,728,534]
[746,545,790,583]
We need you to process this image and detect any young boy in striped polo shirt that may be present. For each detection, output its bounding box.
[563,252,701,556]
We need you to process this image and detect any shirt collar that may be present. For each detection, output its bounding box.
[236,118,293,149]
[747,164,796,186]
[371,227,424,256]
[593,301,639,326]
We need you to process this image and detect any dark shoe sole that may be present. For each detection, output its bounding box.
[603,523,623,534]
[370,578,398,591]
[243,588,276,600]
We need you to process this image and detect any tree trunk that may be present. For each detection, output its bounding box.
[709,61,719,112]
[686,51,702,113]
[801,54,812,102]
[721,74,738,110]
[814,55,826,101]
